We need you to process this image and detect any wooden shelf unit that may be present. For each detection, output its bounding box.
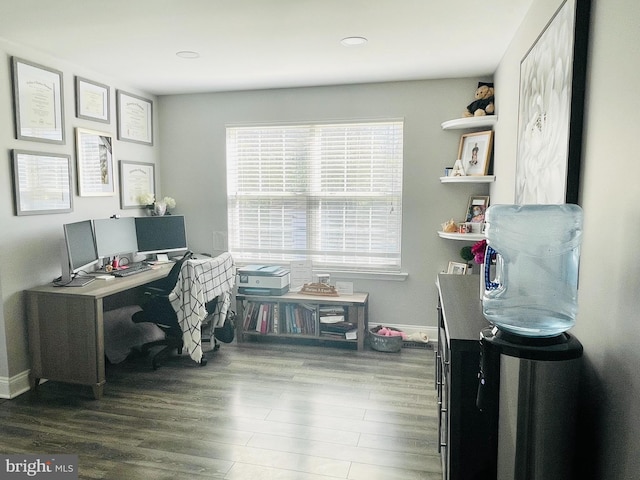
[235,291,369,351]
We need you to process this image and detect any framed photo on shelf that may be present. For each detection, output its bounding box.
[458,130,493,176]
[466,195,490,223]
[447,262,468,275]
[75,76,110,123]
[116,90,153,145]
[11,150,73,215]
[119,160,155,209]
[11,57,65,144]
[76,128,114,196]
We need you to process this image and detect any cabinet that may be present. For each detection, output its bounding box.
[235,291,369,351]
[436,273,494,480]
[438,116,496,242]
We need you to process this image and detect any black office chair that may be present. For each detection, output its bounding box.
[132,251,193,369]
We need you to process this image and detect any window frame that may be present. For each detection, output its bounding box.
[226,119,404,273]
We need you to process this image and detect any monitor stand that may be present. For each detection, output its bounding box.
[156,253,169,262]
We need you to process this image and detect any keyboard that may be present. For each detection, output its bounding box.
[111,263,152,277]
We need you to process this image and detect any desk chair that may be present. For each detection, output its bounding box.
[132,251,193,370]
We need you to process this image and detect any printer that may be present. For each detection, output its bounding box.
[237,265,290,295]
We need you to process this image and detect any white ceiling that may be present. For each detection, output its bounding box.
[0,0,534,96]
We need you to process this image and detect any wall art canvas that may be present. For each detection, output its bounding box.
[515,0,590,204]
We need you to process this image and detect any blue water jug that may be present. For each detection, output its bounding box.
[482,204,583,337]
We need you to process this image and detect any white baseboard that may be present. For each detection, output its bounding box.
[0,370,32,399]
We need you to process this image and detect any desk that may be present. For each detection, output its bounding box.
[26,264,173,399]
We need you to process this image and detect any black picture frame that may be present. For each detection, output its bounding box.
[514,0,591,205]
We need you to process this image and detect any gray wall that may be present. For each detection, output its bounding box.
[157,79,490,337]
[493,0,640,477]
[0,39,159,393]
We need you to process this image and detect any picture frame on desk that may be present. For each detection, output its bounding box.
[76,128,114,196]
[11,57,65,144]
[11,150,73,215]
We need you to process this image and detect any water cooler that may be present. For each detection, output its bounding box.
[477,204,584,480]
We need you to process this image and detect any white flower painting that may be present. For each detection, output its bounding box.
[515,0,576,204]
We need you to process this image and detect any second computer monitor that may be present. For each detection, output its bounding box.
[134,215,188,256]
[93,217,138,259]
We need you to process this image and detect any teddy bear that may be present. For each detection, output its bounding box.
[463,82,495,117]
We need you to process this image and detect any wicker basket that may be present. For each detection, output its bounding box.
[369,326,403,352]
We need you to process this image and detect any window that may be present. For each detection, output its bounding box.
[226,120,403,272]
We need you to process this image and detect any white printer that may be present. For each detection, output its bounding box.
[237,265,290,295]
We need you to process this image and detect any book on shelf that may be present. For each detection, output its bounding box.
[320,328,357,340]
[320,320,357,339]
[345,329,357,340]
[283,303,316,335]
[319,305,346,325]
[243,301,278,334]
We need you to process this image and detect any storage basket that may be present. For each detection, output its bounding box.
[369,326,403,352]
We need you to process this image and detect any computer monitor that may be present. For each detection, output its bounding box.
[134,215,188,258]
[60,219,99,286]
[93,217,138,259]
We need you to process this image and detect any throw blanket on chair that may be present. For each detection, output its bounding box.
[169,252,235,363]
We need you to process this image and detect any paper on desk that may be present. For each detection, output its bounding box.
[290,260,313,291]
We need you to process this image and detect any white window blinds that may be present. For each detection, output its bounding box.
[226,120,403,272]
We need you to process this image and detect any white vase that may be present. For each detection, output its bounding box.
[153,202,167,216]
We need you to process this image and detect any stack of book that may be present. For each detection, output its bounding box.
[282,303,316,335]
[319,306,356,340]
[242,302,279,334]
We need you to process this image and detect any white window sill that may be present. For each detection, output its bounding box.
[315,270,408,282]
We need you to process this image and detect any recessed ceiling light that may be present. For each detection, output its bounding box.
[176,50,200,59]
[341,36,368,47]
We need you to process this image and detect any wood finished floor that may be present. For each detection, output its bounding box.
[0,341,441,480]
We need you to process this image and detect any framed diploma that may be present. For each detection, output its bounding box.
[11,57,65,144]
[75,76,110,123]
[11,150,73,215]
[116,90,153,145]
[76,128,114,196]
[119,160,155,209]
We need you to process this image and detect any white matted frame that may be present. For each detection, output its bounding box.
[447,262,468,275]
[458,130,493,176]
[116,90,153,145]
[119,160,155,209]
[75,76,110,123]
[12,150,73,215]
[11,57,65,144]
[76,128,114,196]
